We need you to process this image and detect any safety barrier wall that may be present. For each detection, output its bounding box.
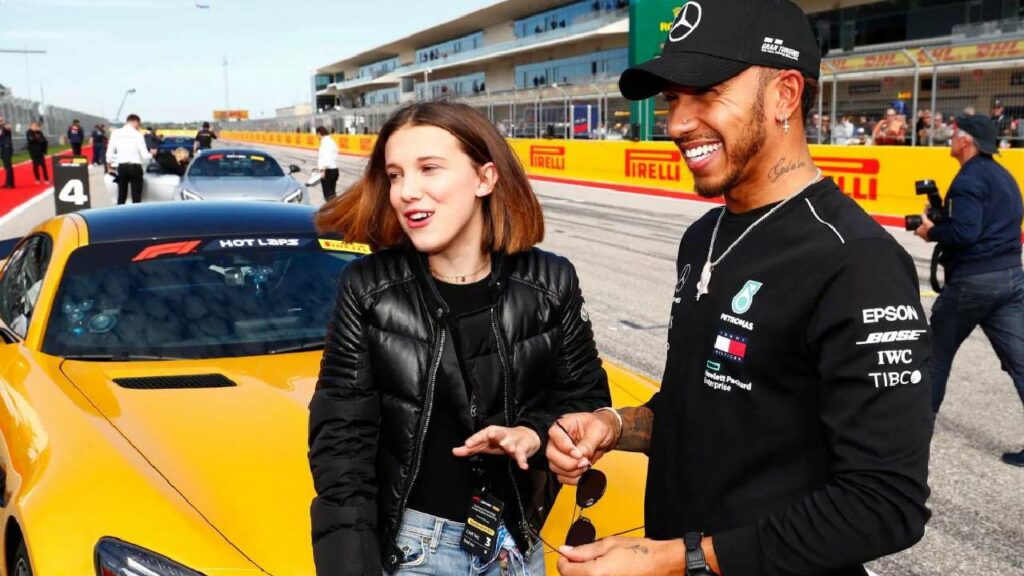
[222,131,1024,222]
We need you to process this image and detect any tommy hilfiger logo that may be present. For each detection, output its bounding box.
[761,37,800,61]
[714,331,748,362]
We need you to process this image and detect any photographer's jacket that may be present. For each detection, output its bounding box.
[647,179,933,576]
[928,155,1023,279]
[308,247,610,575]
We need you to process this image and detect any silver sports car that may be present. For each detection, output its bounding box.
[102,148,308,204]
[177,149,307,203]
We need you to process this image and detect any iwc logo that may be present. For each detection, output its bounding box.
[731,280,763,315]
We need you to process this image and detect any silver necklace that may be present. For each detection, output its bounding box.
[695,169,823,301]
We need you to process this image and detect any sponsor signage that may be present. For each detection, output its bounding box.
[212,109,250,120]
[530,146,565,170]
[625,149,681,182]
[815,157,879,201]
[824,40,1024,74]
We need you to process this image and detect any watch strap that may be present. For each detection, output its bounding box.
[683,532,713,575]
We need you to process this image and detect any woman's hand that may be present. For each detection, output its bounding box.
[452,425,542,471]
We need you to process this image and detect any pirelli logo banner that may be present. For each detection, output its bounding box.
[223,132,1024,223]
[530,146,565,170]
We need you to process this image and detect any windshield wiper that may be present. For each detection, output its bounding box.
[62,353,187,362]
[266,341,325,355]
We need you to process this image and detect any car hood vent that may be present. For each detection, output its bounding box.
[113,374,237,390]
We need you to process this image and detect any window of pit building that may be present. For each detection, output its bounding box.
[515,47,627,89]
[514,0,627,39]
[358,57,399,80]
[417,31,483,63]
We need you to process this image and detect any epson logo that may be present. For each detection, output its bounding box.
[856,330,927,346]
[862,305,920,324]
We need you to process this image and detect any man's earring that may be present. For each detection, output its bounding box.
[779,116,790,135]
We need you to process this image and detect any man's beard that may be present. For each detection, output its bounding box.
[693,109,767,199]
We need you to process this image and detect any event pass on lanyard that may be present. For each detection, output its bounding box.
[461,489,504,558]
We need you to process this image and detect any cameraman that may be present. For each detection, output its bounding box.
[915,114,1024,467]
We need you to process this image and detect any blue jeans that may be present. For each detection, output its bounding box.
[929,267,1024,413]
[389,508,545,576]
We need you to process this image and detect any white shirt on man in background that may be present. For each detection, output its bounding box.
[317,135,338,171]
[105,124,152,166]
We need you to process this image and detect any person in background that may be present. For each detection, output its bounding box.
[0,117,13,189]
[833,115,854,145]
[923,112,954,146]
[963,105,977,116]
[194,122,217,153]
[144,127,162,156]
[992,100,1012,148]
[25,122,49,185]
[91,124,107,166]
[105,114,152,204]
[67,119,84,156]
[915,109,932,145]
[872,108,907,145]
[915,114,1024,468]
[315,126,339,202]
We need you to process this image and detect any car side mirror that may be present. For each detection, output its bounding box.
[289,165,301,174]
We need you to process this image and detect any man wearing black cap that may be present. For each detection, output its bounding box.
[991,100,1011,147]
[193,122,217,153]
[548,1,934,574]
[914,114,1024,468]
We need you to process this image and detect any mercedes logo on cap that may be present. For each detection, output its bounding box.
[669,1,703,42]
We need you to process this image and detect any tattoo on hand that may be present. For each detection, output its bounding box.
[768,157,806,183]
[626,544,649,555]
[616,406,653,454]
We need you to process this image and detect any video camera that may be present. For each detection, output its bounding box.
[904,180,944,231]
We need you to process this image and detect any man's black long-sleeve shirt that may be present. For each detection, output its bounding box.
[646,179,933,576]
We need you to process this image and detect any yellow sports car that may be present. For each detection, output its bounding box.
[0,201,652,575]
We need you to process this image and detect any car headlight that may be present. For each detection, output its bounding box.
[181,189,203,201]
[283,189,303,204]
[95,538,204,576]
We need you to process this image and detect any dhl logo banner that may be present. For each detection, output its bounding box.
[825,39,1024,73]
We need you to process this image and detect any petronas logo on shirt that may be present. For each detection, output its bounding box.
[731,280,763,315]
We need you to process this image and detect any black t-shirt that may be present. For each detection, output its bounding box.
[407,275,493,522]
[195,129,217,149]
[646,179,933,576]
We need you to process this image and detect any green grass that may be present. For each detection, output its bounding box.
[8,144,72,165]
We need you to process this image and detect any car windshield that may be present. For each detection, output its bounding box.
[43,236,361,359]
[188,152,284,178]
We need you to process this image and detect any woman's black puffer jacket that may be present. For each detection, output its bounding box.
[309,245,610,575]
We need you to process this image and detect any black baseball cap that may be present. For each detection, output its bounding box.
[620,0,821,100]
[954,114,999,155]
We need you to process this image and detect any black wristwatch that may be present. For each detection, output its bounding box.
[683,532,716,576]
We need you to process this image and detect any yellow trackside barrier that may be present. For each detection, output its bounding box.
[221,131,1024,222]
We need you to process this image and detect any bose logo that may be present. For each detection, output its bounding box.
[862,305,920,324]
[856,330,927,346]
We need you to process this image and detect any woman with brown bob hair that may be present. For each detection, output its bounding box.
[309,102,610,576]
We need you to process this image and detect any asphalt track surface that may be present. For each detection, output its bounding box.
[2,141,1020,576]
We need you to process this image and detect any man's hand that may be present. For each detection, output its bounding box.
[452,425,541,471]
[546,411,618,485]
[914,210,934,242]
[556,537,686,576]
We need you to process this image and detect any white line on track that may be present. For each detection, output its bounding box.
[0,187,54,230]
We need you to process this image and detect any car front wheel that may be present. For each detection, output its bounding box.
[12,540,32,576]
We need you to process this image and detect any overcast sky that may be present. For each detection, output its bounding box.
[0,0,496,122]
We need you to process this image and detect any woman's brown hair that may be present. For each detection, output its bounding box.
[315,102,544,253]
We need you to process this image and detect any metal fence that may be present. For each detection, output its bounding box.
[0,91,106,150]
[814,47,1024,148]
